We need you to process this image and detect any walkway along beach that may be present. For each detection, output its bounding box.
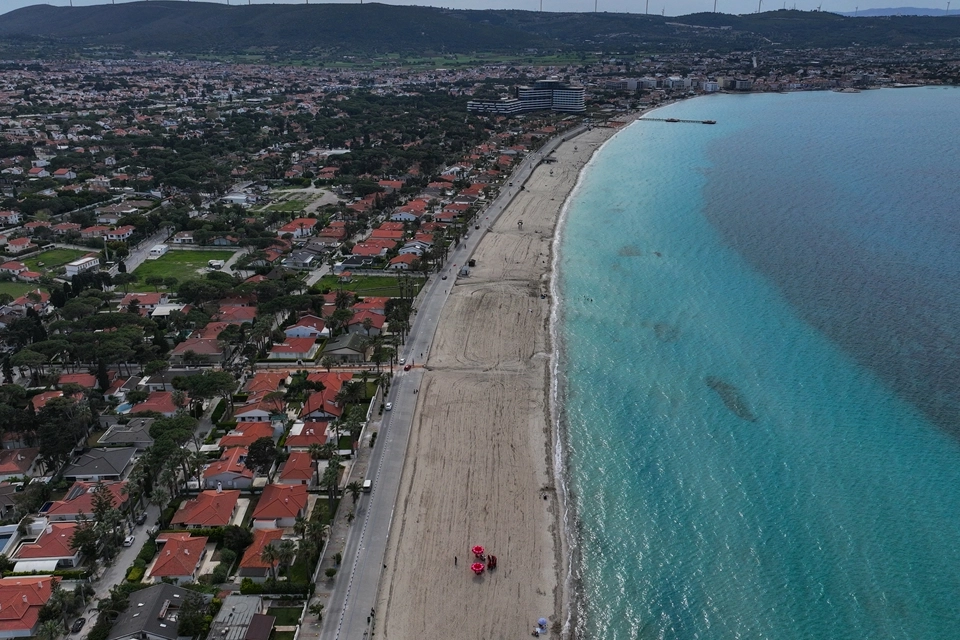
[376,119,636,639]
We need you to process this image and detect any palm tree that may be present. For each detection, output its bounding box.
[320,455,342,514]
[346,481,362,505]
[307,443,326,486]
[260,544,280,581]
[277,539,297,573]
[37,620,63,640]
[293,515,308,543]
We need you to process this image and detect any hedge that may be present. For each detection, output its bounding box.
[3,569,89,579]
[240,578,313,596]
[126,566,144,582]
[210,399,226,424]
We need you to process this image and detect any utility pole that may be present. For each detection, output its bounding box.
[714,0,717,12]
[645,0,649,13]
[758,0,763,12]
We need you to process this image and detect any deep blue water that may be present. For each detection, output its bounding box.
[555,87,960,639]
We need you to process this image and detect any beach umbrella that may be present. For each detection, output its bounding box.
[538,618,548,628]
[471,562,485,575]
[472,545,485,556]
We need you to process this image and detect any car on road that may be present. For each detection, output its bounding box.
[123,535,135,547]
[404,364,412,371]
[441,275,448,280]
[71,618,86,634]
[135,512,147,525]
[385,402,393,411]
[399,357,406,365]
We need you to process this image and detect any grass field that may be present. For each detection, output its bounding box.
[267,608,303,626]
[311,275,423,299]
[0,281,42,298]
[24,248,87,272]
[264,200,309,213]
[132,249,235,287]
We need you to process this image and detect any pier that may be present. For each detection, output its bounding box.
[639,117,717,124]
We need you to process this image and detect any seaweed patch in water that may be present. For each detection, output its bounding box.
[706,376,757,421]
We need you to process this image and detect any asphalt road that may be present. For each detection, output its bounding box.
[319,124,588,640]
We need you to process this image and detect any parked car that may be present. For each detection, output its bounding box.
[71,618,86,634]
[123,535,135,547]
[135,513,147,525]
[385,402,393,411]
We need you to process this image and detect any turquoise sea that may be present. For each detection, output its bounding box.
[555,87,960,639]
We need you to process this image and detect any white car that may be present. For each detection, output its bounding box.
[123,535,136,547]
[399,357,406,365]
[385,402,393,411]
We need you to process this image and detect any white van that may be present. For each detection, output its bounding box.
[362,479,372,493]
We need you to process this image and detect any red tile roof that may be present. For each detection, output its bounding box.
[0,576,53,635]
[151,535,207,578]
[240,528,284,570]
[279,451,314,482]
[14,523,78,560]
[218,422,275,448]
[203,447,253,481]
[252,484,308,520]
[46,481,128,519]
[171,490,240,527]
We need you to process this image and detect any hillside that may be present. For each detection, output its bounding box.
[0,2,959,54]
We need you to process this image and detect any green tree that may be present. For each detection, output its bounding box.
[346,481,362,505]
[176,591,208,638]
[245,437,277,481]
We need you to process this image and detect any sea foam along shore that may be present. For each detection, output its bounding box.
[548,113,647,639]
[375,114,640,640]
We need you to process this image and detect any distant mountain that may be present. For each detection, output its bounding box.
[0,2,959,54]
[838,7,959,16]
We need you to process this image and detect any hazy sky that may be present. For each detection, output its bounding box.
[0,0,951,17]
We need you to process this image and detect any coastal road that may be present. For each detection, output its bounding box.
[320,123,589,640]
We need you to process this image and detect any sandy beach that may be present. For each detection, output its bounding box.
[375,122,629,640]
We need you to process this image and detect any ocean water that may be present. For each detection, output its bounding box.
[555,87,960,640]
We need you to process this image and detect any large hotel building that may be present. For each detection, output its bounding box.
[467,78,586,115]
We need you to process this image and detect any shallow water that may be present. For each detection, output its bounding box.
[556,87,960,639]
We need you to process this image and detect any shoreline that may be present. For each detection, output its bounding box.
[375,113,643,640]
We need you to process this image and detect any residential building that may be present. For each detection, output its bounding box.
[97,418,155,450]
[0,448,38,482]
[64,255,100,277]
[251,484,308,529]
[0,576,54,638]
[106,583,205,640]
[218,422,277,448]
[321,333,367,363]
[203,447,254,490]
[208,595,267,640]
[62,447,136,482]
[129,391,178,417]
[171,490,241,528]
[284,315,329,339]
[148,533,208,584]
[238,529,283,582]
[12,522,82,570]
[278,451,314,487]
[46,481,129,521]
[268,338,320,361]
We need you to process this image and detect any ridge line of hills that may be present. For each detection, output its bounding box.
[1,1,959,54]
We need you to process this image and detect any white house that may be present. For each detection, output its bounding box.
[284,315,330,339]
[65,256,100,277]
